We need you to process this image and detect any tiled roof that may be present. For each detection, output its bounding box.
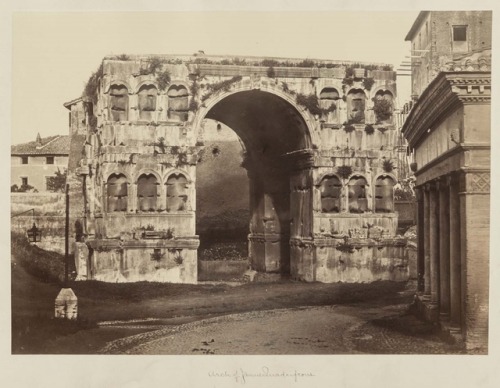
[11,135,70,156]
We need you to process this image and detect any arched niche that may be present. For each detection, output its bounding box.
[319,175,342,213]
[107,173,128,212]
[348,175,368,213]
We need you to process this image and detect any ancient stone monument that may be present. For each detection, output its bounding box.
[67,54,408,283]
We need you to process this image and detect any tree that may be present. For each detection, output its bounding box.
[11,184,37,193]
[46,168,67,193]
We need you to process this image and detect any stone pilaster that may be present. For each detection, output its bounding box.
[438,179,450,318]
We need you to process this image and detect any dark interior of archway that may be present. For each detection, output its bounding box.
[197,90,310,273]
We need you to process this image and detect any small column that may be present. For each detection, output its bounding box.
[423,185,431,297]
[429,183,440,306]
[416,187,425,292]
[439,179,451,318]
[449,174,461,327]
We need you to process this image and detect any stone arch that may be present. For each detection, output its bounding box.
[135,79,159,93]
[192,79,317,147]
[162,168,192,184]
[103,170,132,185]
[192,79,316,274]
[133,169,162,184]
[103,80,133,94]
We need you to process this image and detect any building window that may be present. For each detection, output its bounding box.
[375,176,395,213]
[109,84,129,121]
[21,177,28,186]
[138,84,158,120]
[347,89,366,124]
[21,156,28,164]
[452,26,468,53]
[348,176,368,213]
[107,174,128,212]
[167,85,189,122]
[166,174,188,212]
[137,174,158,212]
[46,156,54,165]
[320,175,342,213]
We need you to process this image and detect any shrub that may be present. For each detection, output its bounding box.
[296,93,323,116]
[46,168,67,193]
[364,124,375,135]
[344,124,356,133]
[382,159,395,173]
[363,77,375,90]
[373,98,393,121]
[267,66,276,78]
[156,70,171,91]
[337,165,353,179]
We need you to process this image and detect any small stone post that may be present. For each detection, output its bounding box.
[55,288,78,319]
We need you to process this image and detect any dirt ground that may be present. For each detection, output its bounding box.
[11,253,462,355]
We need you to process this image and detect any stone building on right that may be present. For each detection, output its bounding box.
[402,11,491,353]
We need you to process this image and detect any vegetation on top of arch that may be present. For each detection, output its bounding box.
[107,54,394,72]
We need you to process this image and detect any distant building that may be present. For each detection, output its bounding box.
[11,133,70,192]
[402,11,491,353]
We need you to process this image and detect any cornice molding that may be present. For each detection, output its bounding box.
[402,72,491,149]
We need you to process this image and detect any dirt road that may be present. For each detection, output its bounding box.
[99,296,462,355]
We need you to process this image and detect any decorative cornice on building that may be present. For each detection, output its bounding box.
[401,72,491,149]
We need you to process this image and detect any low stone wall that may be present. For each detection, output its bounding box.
[11,193,65,216]
[11,215,79,254]
[198,260,249,281]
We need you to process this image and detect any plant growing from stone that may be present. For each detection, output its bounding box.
[267,66,276,78]
[337,165,353,179]
[150,250,165,262]
[373,98,393,121]
[344,124,356,133]
[382,159,395,173]
[364,124,375,135]
[362,77,375,91]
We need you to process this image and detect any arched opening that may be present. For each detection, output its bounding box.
[348,176,368,213]
[196,89,312,273]
[347,89,366,124]
[375,175,395,213]
[166,173,188,212]
[373,89,394,123]
[138,84,158,120]
[107,173,128,212]
[137,174,158,212]
[167,85,189,121]
[320,175,342,213]
[109,84,129,121]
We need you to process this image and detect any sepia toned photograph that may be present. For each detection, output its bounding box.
[8,7,491,363]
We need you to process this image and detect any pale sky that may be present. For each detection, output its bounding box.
[11,11,417,145]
